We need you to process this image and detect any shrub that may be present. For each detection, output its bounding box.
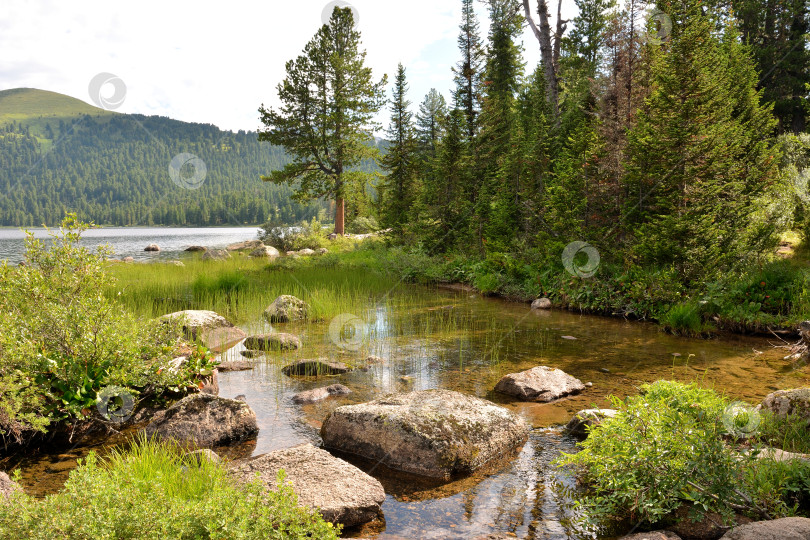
[0,437,338,539]
[347,216,379,234]
[259,217,328,252]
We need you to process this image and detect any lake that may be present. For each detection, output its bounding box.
[0,227,261,265]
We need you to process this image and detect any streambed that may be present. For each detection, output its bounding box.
[6,284,807,539]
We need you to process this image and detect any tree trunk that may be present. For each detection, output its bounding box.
[335,197,345,235]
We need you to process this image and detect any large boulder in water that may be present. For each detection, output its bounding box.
[243,333,300,351]
[144,244,160,252]
[226,240,265,251]
[185,245,207,252]
[494,366,585,402]
[282,358,349,377]
[143,393,258,447]
[160,310,246,351]
[230,443,384,527]
[565,408,619,439]
[263,295,309,323]
[759,388,810,424]
[321,389,530,479]
[720,517,810,539]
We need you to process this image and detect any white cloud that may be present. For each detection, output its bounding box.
[0,0,580,132]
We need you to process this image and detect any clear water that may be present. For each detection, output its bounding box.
[0,227,260,265]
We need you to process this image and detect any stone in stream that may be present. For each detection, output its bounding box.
[620,532,681,540]
[0,472,21,500]
[758,388,810,424]
[144,244,160,252]
[263,295,309,323]
[292,384,351,404]
[720,517,810,539]
[226,239,265,251]
[240,349,264,359]
[159,310,246,351]
[564,408,619,439]
[531,297,552,310]
[321,389,530,479]
[185,245,207,252]
[282,359,349,377]
[249,246,280,259]
[202,249,230,261]
[142,393,258,447]
[216,360,255,373]
[243,333,301,351]
[494,366,585,402]
[230,443,384,527]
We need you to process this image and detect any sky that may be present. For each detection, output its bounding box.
[0,0,579,133]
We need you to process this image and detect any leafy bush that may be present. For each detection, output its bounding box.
[347,216,379,234]
[259,217,328,252]
[0,437,338,539]
[0,216,196,445]
[557,381,810,532]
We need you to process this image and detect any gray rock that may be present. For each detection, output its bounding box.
[756,447,810,463]
[321,389,530,479]
[202,249,231,261]
[282,358,349,376]
[123,257,135,263]
[668,505,750,540]
[298,248,316,256]
[144,244,160,252]
[227,240,265,251]
[263,295,309,323]
[759,388,810,424]
[230,443,384,527]
[317,247,329,255]
[292,384,351,404]
[185,245,207,252]
[0,472,20,500]
[720,517,810,539]
[565,408,619,439]
[216,360,255,373]
[243,333,301,351]
[142,393,258,447]
[249,246,280,259]
[621,532,681,540]
[531,297,553,310]
[159,310,246,351]
[199,368,219,395]
[184,449,221,465]
[494,366,585,402]
[240,350,264,359]
[328,233,338,241]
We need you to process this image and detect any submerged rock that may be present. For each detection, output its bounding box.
[144,244,160,252]
[243,333,300,351]
[531,297,552,310]
[240,349,264,359]
[321,389,530,479]
[185,245,207,252]
[620,532,681,540]
[720,517,810,539]
[202,249,230,261]
[216,360,255,373]
[143,393,258,447]
[263,295,308,323]
[226,240,265,251]
[292,384,351,404]
[759,388,810,424]
[160,310,246,351]
[565,408,619,439]
[282,358,349,376]
[249,246,280,259]
[494,366,585,402]
[230,443,384,527]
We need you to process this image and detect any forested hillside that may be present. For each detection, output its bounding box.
[0,89,328,227]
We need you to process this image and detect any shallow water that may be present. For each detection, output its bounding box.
[5,283,808,538]
[0,226,260,264]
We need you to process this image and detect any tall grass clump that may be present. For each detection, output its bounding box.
[0,436,338,539]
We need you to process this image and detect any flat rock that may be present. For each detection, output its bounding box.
[0,472,21,500]
[531,297,552,310]
[202,249,231,261]
[240,350,264,359]
[621,532,681,540]
[230,443,384,527]
[282,358,349,376]
[756,447,810,463]
[298,248,315,256]
[185,245,207,252]
[144,244,160,252]
[243,333,300,351]
[668,505,751,540]
[565,408,619,439]
[142,393,257,447]
[321,389,530,479]
[263,295,309,323]
[759,388,810,424]
[159,310,245,351]
[292,384,351,404]
[720,517,810,539]
[216,360,255,372]
[249,246,280,259]
[494,366,585,402]
[227,240,265,251]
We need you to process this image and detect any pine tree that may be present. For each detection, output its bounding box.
[380,64,418,233]
[258,7,387,235]
[453,0,486,140]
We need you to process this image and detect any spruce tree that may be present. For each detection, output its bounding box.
[453,0,486,140]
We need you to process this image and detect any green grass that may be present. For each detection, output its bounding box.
[0,88,115,139]
[0,436,338,539]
